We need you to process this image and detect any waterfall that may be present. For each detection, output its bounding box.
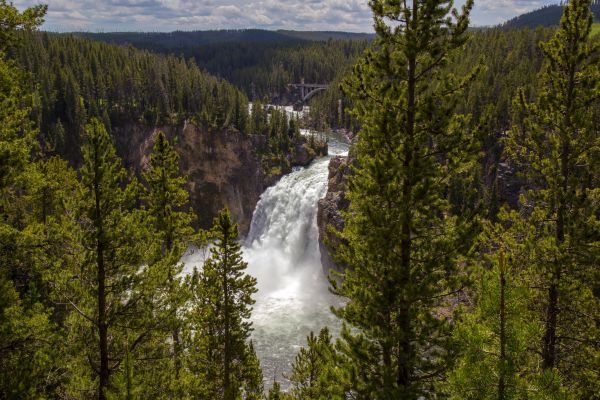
[182,131,349,388]
[243,133,348,387]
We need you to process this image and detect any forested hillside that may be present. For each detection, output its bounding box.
[14,32,249,163]
[503,1,600,28]
[83,31,369,102]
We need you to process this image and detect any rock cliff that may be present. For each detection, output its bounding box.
[113,121,319,236]
[316,155,352,274]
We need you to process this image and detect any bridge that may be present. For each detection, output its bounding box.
[289,82,329,102]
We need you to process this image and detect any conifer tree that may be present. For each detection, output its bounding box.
[447,239,568,400]
[333,0,479,398]
[507,0,600,394]
[0,2,67,398]
[243,341,264,400]
[186,209,261,399]
[142,130,195,394]
[287,327,339,400]
[266,381,286,400]
[61,119,160,399]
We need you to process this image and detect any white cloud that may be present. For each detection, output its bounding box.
[13,0,559,32]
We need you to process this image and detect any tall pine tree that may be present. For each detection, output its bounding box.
[142,130,195,396]
[186,209,262,399]
[61,119,161,399]
[333,0,479,398]
[507,0,600,395]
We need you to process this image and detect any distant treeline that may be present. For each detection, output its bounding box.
[81,31,369,102]
[502,2,600,29]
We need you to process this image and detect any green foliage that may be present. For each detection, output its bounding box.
[447,244,569,400]
[250,102,323,177]
[0,0,46,54]
[331,0,480,398]
[287,327,340,400]
[266,381,287,400]
[0,275,60,399]
[57,119,159,398]
[186,209,261,400]
[13,32,250,161]
[0,3,66,398]
[138,131,197,397]
[244,341,265,400]
[82,32,368,102]
[505,0,600,395]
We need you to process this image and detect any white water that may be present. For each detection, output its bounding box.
[181,131,349,388]
[244,132,348,387]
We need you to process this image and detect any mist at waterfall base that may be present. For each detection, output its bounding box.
[182,132,348,389]
[246,132,348,387]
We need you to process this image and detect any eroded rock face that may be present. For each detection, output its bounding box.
[317,155,352,274]
[113,121,317,236]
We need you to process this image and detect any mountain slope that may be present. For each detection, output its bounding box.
[80,29,373,49]
[77,30,369,102]
[503,2,600,29]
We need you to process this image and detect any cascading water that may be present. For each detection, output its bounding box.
[181,131,349,389]
[243,132,348,387]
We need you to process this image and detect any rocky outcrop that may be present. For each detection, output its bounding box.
[317,155,352,274]
[113,121,318,236]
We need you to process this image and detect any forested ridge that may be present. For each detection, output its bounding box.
[11,31,323,181]
[13,32,250,163]
[1,0,600,399]
[502,1,600,29]
[82,31,369,102]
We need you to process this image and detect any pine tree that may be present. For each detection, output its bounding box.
[142,130,195,395]
[61,119,159,399]
[243,341,264,400]
[186,209,261,399]
[0,2,66,398]
[287,327,339,400]
[447,240,569,400]
[332,0,479,398]
[506,0,600,394]
[266,381,287,400]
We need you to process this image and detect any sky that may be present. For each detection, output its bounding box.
[12,0,559,33]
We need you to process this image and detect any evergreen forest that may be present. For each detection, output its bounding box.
[1,0,600,399]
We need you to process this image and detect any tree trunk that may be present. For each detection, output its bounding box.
[498,252,507,400]
[95,166,109,400]
[397,0,418,391]
[542,65,573,370]
[223,233,232,400]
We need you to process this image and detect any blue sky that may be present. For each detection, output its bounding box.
[13,0,558,32]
